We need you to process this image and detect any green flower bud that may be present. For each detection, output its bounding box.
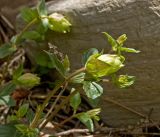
[85,54,124,78]
[16,73,40,88]
[48,13,71,33]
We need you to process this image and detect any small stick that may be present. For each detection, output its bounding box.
[54,115,74,130]
[43,82,68,120]
[104,97,147,118]
[119,132,160,136]
[0,25,9,42]
[0,12,14,30]
[104,97,160,130]
[54,128,89,136]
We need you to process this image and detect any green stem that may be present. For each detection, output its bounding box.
[39,90,78,130]
[15,18,38,45]
[44,82,68,120]
[29,81,64,128]
[53,112,83,130]
[67,67,85,81]
[30,67,86,129]
[54,115,75,129]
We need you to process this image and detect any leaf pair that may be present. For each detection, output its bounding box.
[76,108,101,132]
[103,32,140,54]
[8,105,31,122]
[112,74,135,88]
[45,51,70,77]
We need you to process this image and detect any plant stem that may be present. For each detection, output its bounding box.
[43,82,68,120]
[30,67,86,129]
[30,81,64,128]
[54,128,89,136]
[54,115,75,129]
[67,67,85,81]
[53,112,82,130]
[16,18,38,44]
[39,89,78,130]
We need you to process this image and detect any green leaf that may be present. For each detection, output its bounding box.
[70,72,85,84]
[15,124,39,137]
[88,97,100,107]
[76,112,94,132]
[103,32,118,51]
[37,0,47,17]
[0,95,15,106]
[82,48,99,65]
[85,54,124,78]
[21,8,38,23]
[84,72,101,82]
[10,35,18,44]
[35,66,50,76]
[0,124,38,137]
[16,103,29,118]
[45,51,66,77]
[62,55,70,74]
[37,0,49,30]
[7,115,18,122]
[26,109,35,123]
[13,64,23,80]
[120,47,140,53]
[0,82,16,106]
[34,50,55,68]
[0,124,20,137]
[87,108,101,121]
[48,13,71,33]
[0,43,17,59]
[0,82,16,96]
[41,18,49,31]
[36,22,47,35]
[16,73,40,88]
[70,88,81,112]
[22,31,42,41]
[117,34,127,46]
[119,55,125,63]
[112,75,135,88]
[83,81,103,99]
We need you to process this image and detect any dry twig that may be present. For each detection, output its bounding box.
[54,128,90,136]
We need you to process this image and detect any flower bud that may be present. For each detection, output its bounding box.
[85,54,124,78]
[48,13,71,33]
[16,73,40,88]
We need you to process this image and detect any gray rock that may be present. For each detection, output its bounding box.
[46,0,160,127]
[0,0,37,25]
[18,0,160,127]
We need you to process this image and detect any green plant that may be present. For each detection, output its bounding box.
[0,0,140,136]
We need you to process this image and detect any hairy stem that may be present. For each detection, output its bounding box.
[16,18,38,44]
[54,115,74,129]
[30,81,64,128]
[43,82,68,120]
[30,67,86,129]
[39,89,78,130]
